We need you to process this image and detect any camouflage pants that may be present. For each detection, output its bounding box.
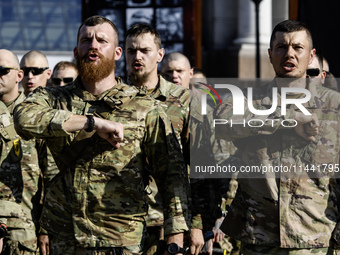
[49,236,142,255]
[241,244,340,255]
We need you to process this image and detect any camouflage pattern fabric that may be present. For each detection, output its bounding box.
[49,235,141,255]
[13,78,189,248]
[144,77,223,233]
[191,85,241,255]
[142,75,190,228]
[6,92,59,204]
[215,80,340,249]
[190,87,223,232]
[0,92,51,254]
[150,76,190,161]
[241,244,339,255]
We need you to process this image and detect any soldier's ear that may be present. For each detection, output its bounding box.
[73,47,78,60]
[309,48,316,65]
[17,69,24,83]
[115,47,123,61]
[268,48,272,63]
[157,48,165,63]
[46,69,52,79]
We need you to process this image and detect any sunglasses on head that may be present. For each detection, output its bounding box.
[307,68,321,77]
[52,77,74,85]
[0,66,19,76]
[21,67,49,76]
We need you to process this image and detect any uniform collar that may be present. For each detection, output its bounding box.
[6,92,26,114]
[151,75,172,100]
[72,77,140,108]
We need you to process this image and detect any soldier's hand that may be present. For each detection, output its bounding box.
[294,112,319,141]
[304,115,319,137]
[38,234,49,255]
[212,217,225,243]
[94,118,124,148]
[205,239,213,255]
[189,228,204,255]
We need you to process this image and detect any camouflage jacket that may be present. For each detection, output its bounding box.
[13,78,189,248]
[145,77,222,232]
[215,80,340,248]
[0,92,45,251]
[190,87,223,232]
[143,75,190,227]
[6,92,59,196]
[151,75,190,160]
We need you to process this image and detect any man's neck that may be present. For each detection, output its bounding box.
[275,76,308,89]
[82,73,117,95]
[1,91,19,104]
[136,74,159,90]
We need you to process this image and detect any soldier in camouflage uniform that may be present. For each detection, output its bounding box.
[125,25,222,255]
[19,51,60,194]
[13,16,189,255]
[124,24,193,255]
[191,80,244,255]
[214,20,340,254]
[19,51,52,96]
[161,52,193,90]
[0,100,12,252]
[0,49,59,255]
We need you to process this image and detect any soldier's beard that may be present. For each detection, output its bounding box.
[77,50,116,84]
[128,70,150,86]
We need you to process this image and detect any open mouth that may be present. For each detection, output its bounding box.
[283,62,296,71]
[26,82,35,87]
[88,52,99,61]
[133,62,143,70]
[173,80,180,85]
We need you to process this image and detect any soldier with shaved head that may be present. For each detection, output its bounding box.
[161,52,193,89]
[0,49,57,254]
[20,50,52,96]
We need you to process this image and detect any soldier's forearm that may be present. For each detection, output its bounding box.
[62,114,89,133]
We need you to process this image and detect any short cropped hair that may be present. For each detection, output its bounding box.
[314,48,324,70]
[77,15,119,45]
[126,23,162,49]
[53,61,78,72]
[270,20,313,50]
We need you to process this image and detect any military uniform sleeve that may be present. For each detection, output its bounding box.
[13,87,74,140]
[181,93,191,167]
[0,103,22,226]
[35,139,59,195]
[143,107,190,237]
[190,102,222,232]
[213,95,296,140]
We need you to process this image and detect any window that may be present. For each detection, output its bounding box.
[83,0,191,79]
[0,0,81,51]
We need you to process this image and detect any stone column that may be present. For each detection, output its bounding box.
[234,0,272,46]
[234,0,274,78]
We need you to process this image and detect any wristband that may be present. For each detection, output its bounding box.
[85,114,95,132]
[167,243,187,255]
